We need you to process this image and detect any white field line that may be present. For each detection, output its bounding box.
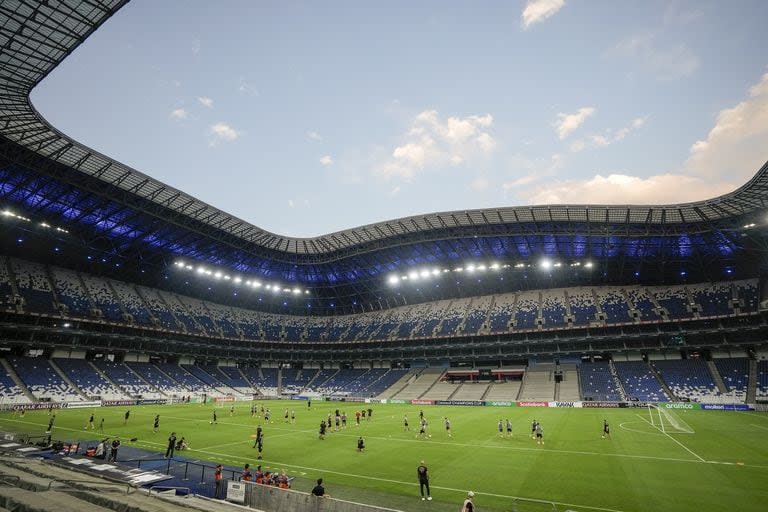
[750,423,768,431]
[635,414,705,462]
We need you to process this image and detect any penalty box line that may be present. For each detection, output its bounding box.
[635,414,705,462]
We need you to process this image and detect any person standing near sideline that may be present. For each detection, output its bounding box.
[311,478,327,497]
[462,491,475,512]
[165,432,177,458]
[214,464,223,499]
[417,460,432,501]
[124,409,130,425]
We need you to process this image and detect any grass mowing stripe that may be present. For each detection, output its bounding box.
[636,414,705,462]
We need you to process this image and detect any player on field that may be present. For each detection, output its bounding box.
[211,409,218,425]
[124,409,130,425]
[86,413,95,430]
[531,419,537,439]
[403,414,410,431]
[357,436,365,452]
[291,410,296,424]
[47,414,56,433]
[417,461,432,501]
[284,409,290,423]
[250,404,256,417]
[253,424,263,447]
[444,417,452,438]
[153,414,160,433]
[230,405,235,416]
[341,411,346,428]
[319,420,327,440]
[602,419,610,439]
[418,418,429,439]
[256,435,264,459]
[505,418,513,438]
[535,423,544,445]
[498,419,504,437]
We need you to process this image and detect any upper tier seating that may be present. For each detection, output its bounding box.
[569,288,598,325]
[49,267,90,317]
[10,259,56,315]
[614,361,668,402]
[0,256,760,344]
[653,359,719,402]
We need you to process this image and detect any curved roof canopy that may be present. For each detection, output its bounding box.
[1,0,767,314]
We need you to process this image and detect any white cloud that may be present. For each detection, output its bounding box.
[378,110,496,180]
[521,0,566,29]
[209,122,240,142]
[319,155,334,166]
[527,173,733,205]
[307,131,323,141]
[610,33,699,80]
[520,73,768,206]
[686,72,768,182]
[554,107,595,140]
[570,117,646,152]
[502,154,563,192]
[197,96,214,108]
[169,108,188,120]
[288,199,295,208]
[390,186,401,195]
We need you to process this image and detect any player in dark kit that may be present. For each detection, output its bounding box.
[319,420,327,440]
[531,419,537,439]
[506,419,513,438]
[47,414,56,432]
[602,419,611,439]
[211,410,218,425]
[256,436,264,459]
[253,424,263,447]
[124,410,130,425]
[86,413,95,430]
[357,436,365,452]
[417,461,432,501]
[166,432,177,458]
[153,414,160,433]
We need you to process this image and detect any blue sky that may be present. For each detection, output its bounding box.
[32,0,768,237]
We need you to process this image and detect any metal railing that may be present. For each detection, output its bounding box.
[147,485,191,497]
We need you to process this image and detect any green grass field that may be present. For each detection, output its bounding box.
[1,401,767,512]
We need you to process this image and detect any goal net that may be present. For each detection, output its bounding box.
[647,404,695,434]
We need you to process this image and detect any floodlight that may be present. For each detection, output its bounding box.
[477,265,486,271]
[196,267,205,274]
[234,277,242,284]
[454,267,464,272]
[553,262,562,268]
[466,264,476,272]
[408,271,419,280]
[539,259,552,269]
[388,275,400,285]
[292,288,301,294]
[431,269,440,276]
[490,263,500,270]
[420,270,430,278]
[584,261,594,269]
[515,263,525,268]
[214,272,222,279]
[253,281,262,288]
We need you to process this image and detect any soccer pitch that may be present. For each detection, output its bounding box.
[1,401,767,512]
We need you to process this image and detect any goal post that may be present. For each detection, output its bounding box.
[647,404,694,434]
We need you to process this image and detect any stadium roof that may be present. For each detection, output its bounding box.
[1,0,767,314]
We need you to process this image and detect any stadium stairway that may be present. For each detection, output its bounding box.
[89,361,140,398]
[49,359,89,401]
[609,361,628,401]
[706,360,729,394]
[747,360,758,403]
[0,359,34,402]
[648,364,676,401]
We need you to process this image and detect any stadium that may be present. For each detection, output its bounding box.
[0,1,767,512]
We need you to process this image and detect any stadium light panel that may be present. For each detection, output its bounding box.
[466,264,476,272]
[584,261,594,269]
[292,288,301,294]
[408,271,419,280]
[420,270,430,278]
[431,269,440,276]
[540,259,552,270]
[388,275,400,285]
[214,272,222,279]
[490,263,500,270]
[477,264,486,271]
[234,277,242,284]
